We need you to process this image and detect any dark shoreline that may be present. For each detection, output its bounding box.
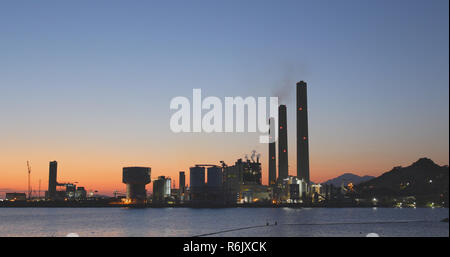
[0,201,441,208]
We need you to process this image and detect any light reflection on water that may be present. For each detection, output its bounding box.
[0,207,448,237]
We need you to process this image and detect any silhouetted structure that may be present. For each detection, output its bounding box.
[275,176,309,203]
[48,161,58,200]
[5,192,26,201]
[153,176,171,203]
[206,166,223,202]
[296,81,310,183]
[278,105,288,179]
[75,187,87,200]
[189,164,224,203]
[207,166,222,187]
[190,166,206,202]
[223,156,268,204]
[122,167,151,203]
[356,158,449,207]
[179,171,186,197]
[268,117,277,186]
[179,171,185,189]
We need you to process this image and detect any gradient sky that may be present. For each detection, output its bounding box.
[0,0,448,196]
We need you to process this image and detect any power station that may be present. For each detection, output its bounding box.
[11,79,313,206]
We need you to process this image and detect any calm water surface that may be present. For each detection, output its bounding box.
[0,207,448,237]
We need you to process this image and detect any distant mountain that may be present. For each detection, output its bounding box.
[356,158,449,200]
[323,173,375,187]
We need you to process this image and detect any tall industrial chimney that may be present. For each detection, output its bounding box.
[296,81,310,183]
[48,161,57,200]
[278,105,288,179]
[268,118,277,185]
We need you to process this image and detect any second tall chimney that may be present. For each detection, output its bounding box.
[296,81,310,183]
[268,117,277,185]
[278,105,288,179]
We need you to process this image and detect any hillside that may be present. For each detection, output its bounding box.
[323,173,375,187]
[355,158,449,202]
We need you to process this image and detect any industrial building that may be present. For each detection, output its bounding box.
[47,161,58,200]
[5,193,26,201]
[275,176,309,203]
[46,161,86,201]
[75,187,87,200]
[189,164,223,203]
[222,161,241,204]
[311,184,323,202]
[223,154,269,204]
[238,184,272,204]
[65,183,76,199]
[122,166,151,204]
[152,176,171,203]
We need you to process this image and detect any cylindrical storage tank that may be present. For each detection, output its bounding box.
[190,166,205,191]
[189,166,205,199]
[190,166,206,202]
[164,178,171,197]
[207,166,222,188]
[152,178,165,203]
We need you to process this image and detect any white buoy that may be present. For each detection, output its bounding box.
[66,233,79,237]
[366,233,380,237]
